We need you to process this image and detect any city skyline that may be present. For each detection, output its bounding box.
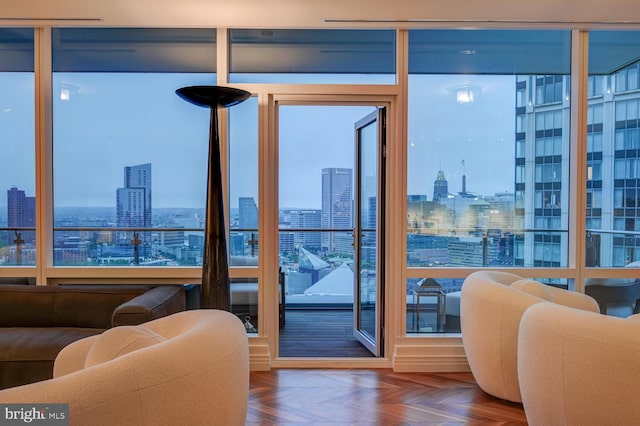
[2,162,506,225]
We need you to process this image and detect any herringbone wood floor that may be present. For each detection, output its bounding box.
[248,369,527,425]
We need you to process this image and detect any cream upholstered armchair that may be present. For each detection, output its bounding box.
[0,310,249,426]
[518,302,640,426]
[460,271,599,403]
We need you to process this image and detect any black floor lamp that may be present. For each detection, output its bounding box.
[176,85,251,310]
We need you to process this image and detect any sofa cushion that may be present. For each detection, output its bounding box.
[85,326,166,368]
[112,286,186,326]
[0,285,152,328]
[54,286,154,328]
[0,327,104,389]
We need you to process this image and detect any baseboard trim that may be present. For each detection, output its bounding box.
[249,337,272,371]
[248,335,471,372]
[392,336,470,372]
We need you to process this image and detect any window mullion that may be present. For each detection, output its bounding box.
[34,26,54,284]
[570,29,589,290]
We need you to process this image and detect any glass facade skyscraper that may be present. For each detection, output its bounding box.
[517,66,640,268]
[290,209,321,251]
[321,168,353,254]
[514,75,569,268]
[238,197,258,230]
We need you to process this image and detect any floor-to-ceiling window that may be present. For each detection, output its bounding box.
[406,29,572,333]
[584,31,640,317]
[6,19,640,368]
[0,29,35,272]
[51,28,216,267]
[229,95,259,265]
[228,96,259,330]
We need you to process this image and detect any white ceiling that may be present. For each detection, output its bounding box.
[3,0,640,29]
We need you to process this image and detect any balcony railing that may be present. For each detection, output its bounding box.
[585,228,640,267]
[407,227,568,268]
[0,224,568,267]
[4,225,634,268]
[0,227,37,266]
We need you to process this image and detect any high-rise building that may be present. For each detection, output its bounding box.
[290,209,321,251]
[236,197,259,257]
[513,74,586,268]
[229,233,246,256]
[7,186,36,244]
[279,231,295,254]
[433,170,449,202]
[584,71,640,267]
[321,168,353,254]
[238,197,258,230]
[116,163,151,247]
[514,75,568,268]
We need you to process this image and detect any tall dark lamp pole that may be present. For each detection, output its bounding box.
[176,86,251,310]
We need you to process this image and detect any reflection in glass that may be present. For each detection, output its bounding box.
[230,278,259,333]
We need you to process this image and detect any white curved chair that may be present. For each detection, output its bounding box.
[0,310,249,426]
[461,271,599,402]
[519,302,640,426]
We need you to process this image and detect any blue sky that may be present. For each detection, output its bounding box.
[52,73,214,209]
[408,74,515,198]
[0,72,35,205]
[2,72,516,210]
[278,105,375,210]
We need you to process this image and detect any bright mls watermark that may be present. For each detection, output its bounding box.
[0,405,68,425]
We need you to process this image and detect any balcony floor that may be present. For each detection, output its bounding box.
[279,309,374,357]
[241,307,452,358]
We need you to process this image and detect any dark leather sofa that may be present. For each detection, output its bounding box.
[0,284,192,390]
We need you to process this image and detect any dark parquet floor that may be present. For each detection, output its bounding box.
[278,308,448,358]
[248,369,527,425]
